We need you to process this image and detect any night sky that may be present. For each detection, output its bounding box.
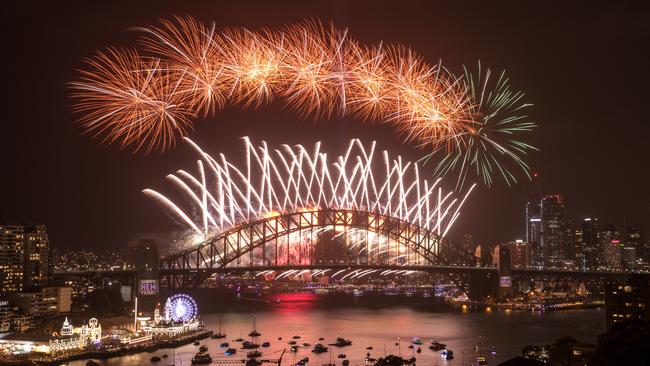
[2,1,649,252]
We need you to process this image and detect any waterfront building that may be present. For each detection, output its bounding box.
[605,275,650,330]
[7,286,71,318]
[49,317,102,354]
[23,224,49,289]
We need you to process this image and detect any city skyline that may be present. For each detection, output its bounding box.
[2,1,649,251]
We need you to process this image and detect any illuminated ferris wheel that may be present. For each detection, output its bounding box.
[165,293,198,323]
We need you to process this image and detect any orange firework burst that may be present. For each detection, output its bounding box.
[71,17,472,152]
[70,48,195,153]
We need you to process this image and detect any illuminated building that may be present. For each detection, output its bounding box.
[7,287,71,318]
[49,317,102,354]
[0,225,25,293]
[581,218,600,270]
[0,223,50,292]
[23,225,49,289]
[605,275,650,330]
[623,226,642,270]
[540,194,571,268]
[498,240,531,269]
[526,200,542,268]
[600,225,622,270]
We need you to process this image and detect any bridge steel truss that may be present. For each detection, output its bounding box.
[160,208,485,290]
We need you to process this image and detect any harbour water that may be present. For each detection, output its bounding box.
[68,292,604,365]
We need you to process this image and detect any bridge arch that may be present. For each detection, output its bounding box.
[161,208,482,288]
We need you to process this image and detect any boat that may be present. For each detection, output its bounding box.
[278,337,283,340]
[353,289,363,297]
[292,335,301,339]
[429,341,446,351]
[291,345,299,352]
[225,348,237,355]
[301,357,309,363]
[220,342,230,348]
[247,350,262,358]
[411,337,423,345]
[242,341,259,349]
[312,343,328,353]
[261,341,270,347]
[212,318,227,339]
[235,337,245,342]
[408,345,413,349]
[302,342,311,347]
[193,341,200,346]
[330,336,352,347]
[86,361,100,366]
[162,354,168,358]
[337,353,346,358]
[366,346,373,350]
[199,345,208,352]
[249,316,261,337]
[246,359,262,366]
[318,337,324,341]
[342,360,349,366]
[423,291,432,298]
[477,356,488,365]
[151,356,162,362]
[191,352,213,365]
[416,347,422,353]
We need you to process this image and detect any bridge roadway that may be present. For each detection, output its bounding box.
[52,266,646,280]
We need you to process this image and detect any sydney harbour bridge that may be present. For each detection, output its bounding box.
[54,139,643,301]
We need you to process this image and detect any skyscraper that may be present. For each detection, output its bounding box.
[0,225,25,293]
[23,225,49,289]
[526,200,542,268]
[622,226,641,270]
[540,194,570,268]
[0,224,50,292]
[581,218,600,270]
[600,224,622,270]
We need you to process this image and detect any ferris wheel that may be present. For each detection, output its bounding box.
[164,293,198,323]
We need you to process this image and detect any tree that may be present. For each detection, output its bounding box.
[589,319,650,366]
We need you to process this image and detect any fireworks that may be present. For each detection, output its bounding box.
[144,137,475,246]
[421,62,538,188]
[71,17,471,152]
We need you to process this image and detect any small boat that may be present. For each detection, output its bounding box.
[342,360,349,366]
[247,350,262,358]
[301,357,309,363]
[312,343,328,353]
[302,342,311,347]
[193,341,200,346]
[429,341,446,351]
[423,291,431,298]
[235,337,245,342]
[289,340,297,345]
[162,354,168,358]
[491,345,497,355]
[408,345,414,349]
[150,356,161,362]
[191,352,213,365]
[220,342,230,348]
[318,337,324,341]
[86,361,100,366]
[249,316,261,337]
[337,353,346,358]
[212,318,226,339]
[225,348,237,355]
[292,335,301,339]
[291,345,299,352]
[416,347,422,353]
[199,345,208,352]
[366,346,373,350]
[246,359,262,366]
[261,341,270,347]
[411,337,423,345]
[278,336,283,340]
[330,337,352,347]
[242,341,259,349]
